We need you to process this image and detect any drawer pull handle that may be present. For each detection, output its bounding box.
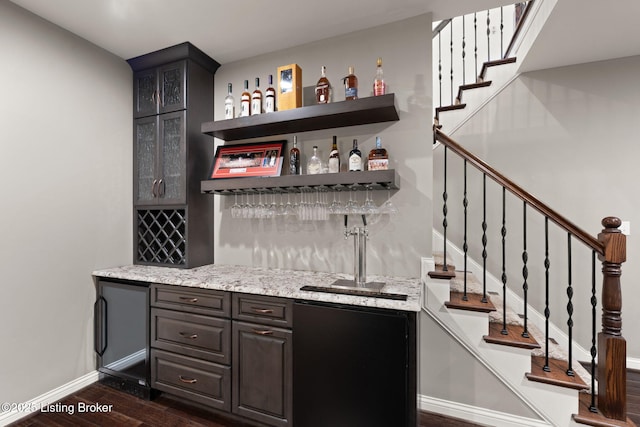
[179,375,197,384]
[251,307,274,314]
[179,297,199,303]
[179,332,198,339]
[253,329,274,336]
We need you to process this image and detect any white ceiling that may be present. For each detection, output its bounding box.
[9,0,515,64]
[9,0,640,70]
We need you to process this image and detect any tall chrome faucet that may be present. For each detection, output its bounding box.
[344,215,369,286]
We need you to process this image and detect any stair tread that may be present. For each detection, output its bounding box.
[445,291,496,312]
[483,322,540,349]
[526,355,589,391]
[457,81,493,103]
[573,392,638,427]
[478,56,517,80]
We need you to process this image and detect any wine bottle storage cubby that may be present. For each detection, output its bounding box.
[136,209,187,266]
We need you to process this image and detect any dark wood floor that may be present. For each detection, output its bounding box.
[8,382,481,427]
[9,370,640,427]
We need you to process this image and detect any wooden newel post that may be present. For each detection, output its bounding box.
[597,216,627,420]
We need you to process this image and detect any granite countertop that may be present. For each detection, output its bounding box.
[92,264,422,312]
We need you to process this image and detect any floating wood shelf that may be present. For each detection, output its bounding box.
[201,170,398,195]
[201,94,399,141]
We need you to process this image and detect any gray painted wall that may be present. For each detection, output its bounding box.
[435,55,640,360]
[212,14,433,279]
[0,0,132,406]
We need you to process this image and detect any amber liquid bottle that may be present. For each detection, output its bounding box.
[315,66,331,104]
[251,77,263,115]
[373,57,386,96]
[289,136,301,175]
[240,80,251,117]
[344,66,358,100]
[367,136,388,170]
[265,74,276,113]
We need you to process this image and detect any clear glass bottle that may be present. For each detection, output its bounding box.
[307,146,322,175]
[289,136,301,175]
[224,83,235,119]
[264,74,276,113]
[344,66,358,100]
[328,136,340,173]
[315,66,332,104]
[373,57,386,96]
[251,77,263,115]
[348,139,362,171]
[240,79,251,117]
[367,136,388,170]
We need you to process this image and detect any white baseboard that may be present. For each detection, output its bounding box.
[0,371,99,426]
[419,394,552,427]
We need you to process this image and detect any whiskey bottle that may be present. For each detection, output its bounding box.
[315,66,332,104]
[367,136,388,171]
[264,74,276,113]
[344,66,358,100]
[328,136,340,173]
[251,77,263,115]
[373,57,386,96]
[289,136,301,175]
[307,146,322,175]
[240,79,251,117]
[348,139,362,171]
[224,83,235,119]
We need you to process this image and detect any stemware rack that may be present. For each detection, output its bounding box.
[201,169,398,195]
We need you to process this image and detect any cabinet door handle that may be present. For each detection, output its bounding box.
[179,375,197,384]
[178,296,198,303]
[151,179,158,197]
[93,296,107,356]
[158,179,164,197]
[251,307,274,314]
[253,329,274,336]
[179,332,198,339]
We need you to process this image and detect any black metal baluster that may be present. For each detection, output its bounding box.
[438,32,442,107]
[450,22,454,105]
[463,160,469,300]
[543,217,551,372]
[481,174,488,303]
[500,7,504,58]
[462,15,466,85]
[589,250,597,412]
[522,201,529,338]
[501,187,508,335]
[474,13,478,82]
[487,10,491,62]
[442,146,450,273]
[566,233,575,376]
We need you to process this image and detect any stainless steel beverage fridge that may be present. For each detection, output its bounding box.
[94,278,152,399]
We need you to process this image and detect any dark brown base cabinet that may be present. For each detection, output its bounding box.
[140,284,416,427]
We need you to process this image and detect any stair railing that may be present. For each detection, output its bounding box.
[432,127,628,423]
[433,1,534,124]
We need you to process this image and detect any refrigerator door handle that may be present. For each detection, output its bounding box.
[94,296,108,356]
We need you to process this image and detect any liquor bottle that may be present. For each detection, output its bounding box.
[251,77,263,115]
[307,146,322,175]
[224,83,235,119]
[367,136,389,171]
[344,66,358,100]
[315,66,332,104]
[328,136,340,173]
[264,74,276,113]
[240,80,251,117]
[373,57,386,96]
[348,139,362,171]
[289,136,301,175]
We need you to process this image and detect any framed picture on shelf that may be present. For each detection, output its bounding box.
[209,141,286,179]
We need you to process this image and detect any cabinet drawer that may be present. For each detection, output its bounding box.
[151,284,230,317]
[151,349,230,411]
[151,308,230,364]
[232,293,293,328]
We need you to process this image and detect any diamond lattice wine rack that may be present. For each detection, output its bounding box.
[136,209,187,265]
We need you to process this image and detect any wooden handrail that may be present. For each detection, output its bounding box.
[434,128,605,254]
[504,0,535,59]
